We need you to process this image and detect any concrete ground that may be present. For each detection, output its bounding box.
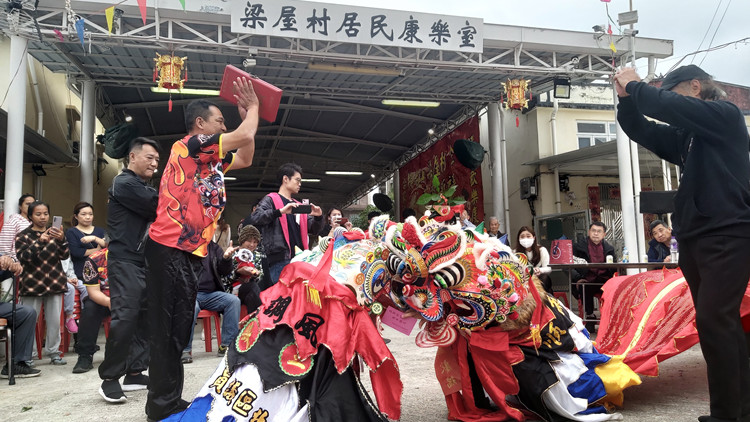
[0,326,711,422]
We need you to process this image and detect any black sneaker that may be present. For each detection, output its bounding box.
[217,345,228,356]
[99,379,127,403]
[1,362,41,378]
[122,373,149,391]
[73,355,94,374]
[181,351,193,364]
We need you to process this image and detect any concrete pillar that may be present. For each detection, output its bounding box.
[80,80,96,203]
[613,85,638,275]
[630,141,646,262]
[4,36,28,221]
[487,102,506,231]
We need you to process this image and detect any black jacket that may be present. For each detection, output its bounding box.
[244,194,324,265]
[198,241,234,293]
[571,238,616,281]
[107,169,158,263]
[647,238,670,263]
[617,82,750,241]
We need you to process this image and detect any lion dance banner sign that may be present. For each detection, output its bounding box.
[399,117,484,223]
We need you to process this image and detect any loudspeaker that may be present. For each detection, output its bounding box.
[640,190,676,214]
[453,139,485,170]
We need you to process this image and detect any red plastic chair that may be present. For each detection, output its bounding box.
[197,310,222,353]
[553,292,570,308]
[60,290,83,356]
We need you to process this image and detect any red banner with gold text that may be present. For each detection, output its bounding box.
[399,117,484,223]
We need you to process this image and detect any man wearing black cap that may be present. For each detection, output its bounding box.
[614,65,750,422]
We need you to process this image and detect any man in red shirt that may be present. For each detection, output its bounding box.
[144,78,259,421]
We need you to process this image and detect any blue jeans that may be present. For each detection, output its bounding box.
[268,259,291,285]
[184,291,240,352]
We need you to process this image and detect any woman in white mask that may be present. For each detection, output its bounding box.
[514,226,552,294]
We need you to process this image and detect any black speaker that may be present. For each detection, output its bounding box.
[640,190,676,214]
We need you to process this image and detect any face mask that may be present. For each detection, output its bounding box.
[519,238,534,249]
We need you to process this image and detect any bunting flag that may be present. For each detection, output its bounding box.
[105,6,114,33]
[53,28,64,42]
[137,0,147,25]
[75,18,85,49]
[178,0,186,10]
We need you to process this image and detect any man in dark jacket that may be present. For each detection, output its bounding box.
[615,64,750,422]
[97,137,159,403]
[570,222,616,323]
[245,163,324,284]
[181,240,240,363]
[646,219,672,263]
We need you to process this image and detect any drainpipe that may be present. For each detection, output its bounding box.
[28,58,44,134]
[550,98,562,213]
[499,107,511,233]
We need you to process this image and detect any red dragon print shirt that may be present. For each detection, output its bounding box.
[149,133,235,257]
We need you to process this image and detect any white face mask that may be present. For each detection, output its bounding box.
[519,238,534,249]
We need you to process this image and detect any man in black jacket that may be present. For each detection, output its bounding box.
[181,240,240,363]
[615,65,750,422]
[571,221,616,325]
[97,137,159,403]
[245,163,324,284]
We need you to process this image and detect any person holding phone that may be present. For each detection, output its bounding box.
[65,202,107,279]
[319,208,353,238]
[245,163,324,284]
[15,201,70,365]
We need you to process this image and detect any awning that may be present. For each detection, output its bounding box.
[0,109,78,164]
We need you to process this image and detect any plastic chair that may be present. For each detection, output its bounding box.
[552,292,569,308]
[0,317,11,378]
[60,290,82,355]
[197,310,222,353]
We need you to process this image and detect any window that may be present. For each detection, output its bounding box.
[577,121,618,148]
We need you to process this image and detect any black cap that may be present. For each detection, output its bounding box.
[660,64,710,91]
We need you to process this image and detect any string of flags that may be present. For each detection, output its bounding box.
[65,0,189,53]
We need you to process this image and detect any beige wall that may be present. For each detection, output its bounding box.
[1,37,118,228]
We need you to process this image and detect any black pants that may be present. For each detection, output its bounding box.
[574,277,606,315]
[75,297,109,357]
[679,235,750,420]
[144,239,200,420]
[98,260,149,380]
[238,281,262,315]
[0,301,36,363]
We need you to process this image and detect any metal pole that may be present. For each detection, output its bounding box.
[614,86,639,275]
[499,108,511,234]
[550,99,562,213]
[4,35,28,223]
[80,80,95,203]
[393,171,400,222]
[487,102,505,229]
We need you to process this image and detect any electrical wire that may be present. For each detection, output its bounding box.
[699,0,733,67]
[0,42,30,109]
[691,0,723,64]
[664,36,750,74]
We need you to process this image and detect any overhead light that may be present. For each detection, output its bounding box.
[553,77,571,99]
[427,124,436,135]
[301,178,320,182]
[370,173,376,178]
[308,62,402,76]
[382,99,441,108]
[325,171,363,176]
[224,176,237,181]
[32,164,46,176]
[150,87,220,96]
[123,111,133,122]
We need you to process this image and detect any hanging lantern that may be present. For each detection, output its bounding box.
[501,78,531,110]
[154,53,188,111]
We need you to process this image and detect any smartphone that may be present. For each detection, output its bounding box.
[292,204,312,214]
[52,215,63,229]
[339,218,349,225]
